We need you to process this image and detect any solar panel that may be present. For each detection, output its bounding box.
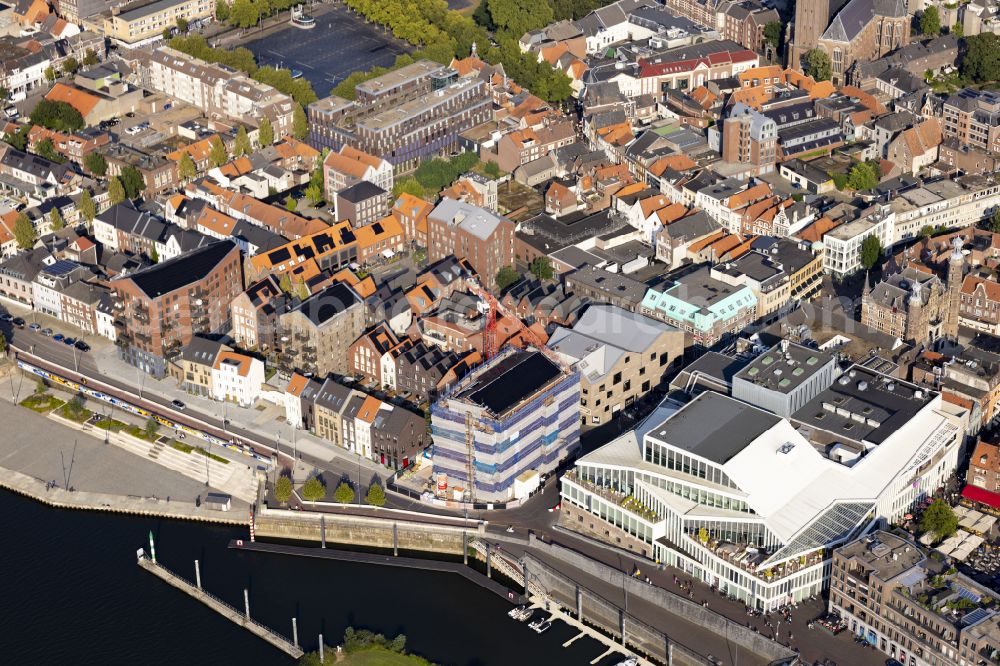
[961,608,991,627]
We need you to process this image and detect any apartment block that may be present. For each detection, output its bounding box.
[111,240,243,376]
[104,0,214,48]
[942,89,1000,156]
[308,60,492,172]
[425,199,515,290]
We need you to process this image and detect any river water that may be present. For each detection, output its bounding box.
[0,490,623,665]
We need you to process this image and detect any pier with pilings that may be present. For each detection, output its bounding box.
[136,549,303,659]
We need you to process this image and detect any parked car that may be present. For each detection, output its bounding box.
[12,317,25,328]
[74,341,90,352]
[171,399,186,410]
[53,333,64,342]
[28,323,40,331]
[41,328,52,336]
[63,337,76,346]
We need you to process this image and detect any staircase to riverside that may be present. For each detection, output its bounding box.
[111,433,257,502]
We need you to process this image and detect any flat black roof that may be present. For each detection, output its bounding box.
[127,240,236,298]
[648,392,781,465]
[462,351,562,415]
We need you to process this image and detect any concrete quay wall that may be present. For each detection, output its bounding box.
[526,536,797,664]
[0,465,248,525]
[254,507,479,554]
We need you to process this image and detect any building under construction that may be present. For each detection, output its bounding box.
[430,348,580,503]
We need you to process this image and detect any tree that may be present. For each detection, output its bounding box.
[304,182,323,206]
[30,99,84,132]
[144,417,159,440]
[215,0,230,21]
[860,234,883,270]
[483,160,502,178]
[13,213,35,249]
[847,161,879,190]
[278,272,293,293]
[952,22,963,38]
[763,21,782,51]
[178,152,197,181]
[365,483,385,507]
[44,66,56,83]
[35,137,65,164]
[991,208,1000,234]
[82,49,99,66]
[108,177,126,205]
[804,49,832,82]
[961,33,1000,83]
[919,225,935,239]
[233,126,251,157]
[920,499,958,540]
[487,0,553,41]
[84,152,107,177]
[292,103,308,140]
[258,116,274,146]
[162,27,174,41]
[274,475,292,503]
[0,331,6,356]
[208,136,228,168]
[284,195,297,211]
[49,207,64,231]
[176,17,189,32]
[496,265,520,290]
[0,86,9,103]
[529,256,554,280]
[79,190,96,223]
[920,6,941,36]
[301,476,326,501]
[333,481,355,503]
[4,125,30,151]
[62,57,79,75]
[119,166,145,199]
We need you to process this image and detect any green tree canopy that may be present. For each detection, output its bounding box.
[233,126,251,157]
[365,483,386,507]
[487,0,553,39]
[763,21,782,49]
[145,417,159,439]
[334,481,355,503]
[301,476,326,501]
[952,22,963,37]
[83,49,99,66]
[292,103,308,140]
[920,6,941,35]
[496,265,521,290]
[108,177,126,205]
[284,195,297,211]
[304,182,323,206]
[84,152,107,177]
[0,331,6,355]
[35,137,65,164]
[920,499,958,540]
[847,161,880,190]
[209,136,229,168]
[860,234,883,270]
[62,57,79,75]
[215,0,230,21]
[176,17,189,32]
[258,116,274,146]
[991,208,1000,234]
[529,256,554,280]
[274,475,292,503]
[49,207,65,231]
[30,99,84,132]
[483,161,502,178]
[13,213,35,249]
[804,49,832,82]
[119,166,145,199]
[4,125,30,151]
[79,190,96,223]
[961,33,1000,83]
[178,152,197,181]
[44,66,56,83]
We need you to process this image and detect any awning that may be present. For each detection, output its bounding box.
[962,485,1000,510]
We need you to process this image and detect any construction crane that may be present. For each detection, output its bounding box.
[464,278,567,369]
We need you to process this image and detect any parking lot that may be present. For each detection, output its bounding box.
[242,4,410,94]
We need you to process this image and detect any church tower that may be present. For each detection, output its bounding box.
[905,279,925,344]
[943,236,965,340]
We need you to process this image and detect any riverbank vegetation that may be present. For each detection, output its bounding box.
[298,628,435,665]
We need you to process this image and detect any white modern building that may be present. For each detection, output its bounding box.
[211,350,265,407]
[821,208,894,278]
[560,364,963,611]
